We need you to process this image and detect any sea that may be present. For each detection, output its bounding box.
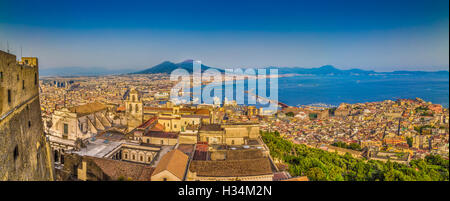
[276,74,449,108]
[206,73,449,108]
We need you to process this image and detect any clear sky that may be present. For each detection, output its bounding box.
[0,0,448,71]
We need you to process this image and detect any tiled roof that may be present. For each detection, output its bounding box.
[149,123,165,131]
[200,124,223,131]
[87,157,154,181]
[137,117,157,129]
[152,149,189,180]
[144,130,179,138]
[69,102,107,116]
[194,109,210,115]
[189,158,273,177]
[282,176,309,181]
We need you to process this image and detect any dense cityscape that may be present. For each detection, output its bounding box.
[35,70,448,181]
[1,0,448,187]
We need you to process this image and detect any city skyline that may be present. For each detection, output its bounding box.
[0,0,449,72]
[0,0,448,184]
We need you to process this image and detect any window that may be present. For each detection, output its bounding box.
[28,121,31,128]
[231,140,235,145]
[0,72,3,82]
[140,156,143,161]
[148,156,151,162]
[22,80,25,90]
[146,139,150,143]
[34,73,37,85]
[7,90,11,103]
[124,153,128,159]
[132,154,135,160]
[135,104,139,113]
[63,123,68,134]
[13,146,19,161]
[161,140,164,145]
[17,74,19,81]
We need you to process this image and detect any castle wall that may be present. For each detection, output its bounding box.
[0,50,54,180]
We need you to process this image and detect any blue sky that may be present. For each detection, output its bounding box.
[0,0,448,71]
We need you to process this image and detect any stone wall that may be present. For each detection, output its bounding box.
[0,50,54,180]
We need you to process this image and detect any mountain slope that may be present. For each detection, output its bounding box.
[133,60,224,74]
[273,65,448,76]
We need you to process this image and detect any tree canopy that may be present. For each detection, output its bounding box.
[261,131,449,181]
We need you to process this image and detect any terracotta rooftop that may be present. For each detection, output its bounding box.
[225,149,264,160]
[87,156,154,181]
[189,158,273,177]
[200,124,223,131]
[282,176,309,181]
[152,149,189,180]
[149,123,165,131]
[272,171,291,181]
[194,109,210,115]
[177,144,195,156]
[144,130,179,139]
[137,117,157,129]
[144,107,196,112]
[69,102,107,116]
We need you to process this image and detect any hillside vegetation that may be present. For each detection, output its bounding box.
[261,131,449,181]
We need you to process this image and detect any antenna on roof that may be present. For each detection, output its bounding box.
[20,45,23,58]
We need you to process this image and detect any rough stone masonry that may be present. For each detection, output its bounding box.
[0,50,54,180]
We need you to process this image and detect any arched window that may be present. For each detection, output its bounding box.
[129,104,133,113]
[135,104,139,113]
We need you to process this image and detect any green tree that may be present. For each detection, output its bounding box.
[285,112,295,117]
[260,131,449,181]
[406,137,413,147]
[306,167,326,181]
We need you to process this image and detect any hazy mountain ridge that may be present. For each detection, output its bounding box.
[39,67,136,76]
[270,65,448,76]
[132,60,225,74]
[40,61,448,76]
[136,61,448,76]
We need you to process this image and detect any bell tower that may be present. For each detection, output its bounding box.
[125,88,143,131]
